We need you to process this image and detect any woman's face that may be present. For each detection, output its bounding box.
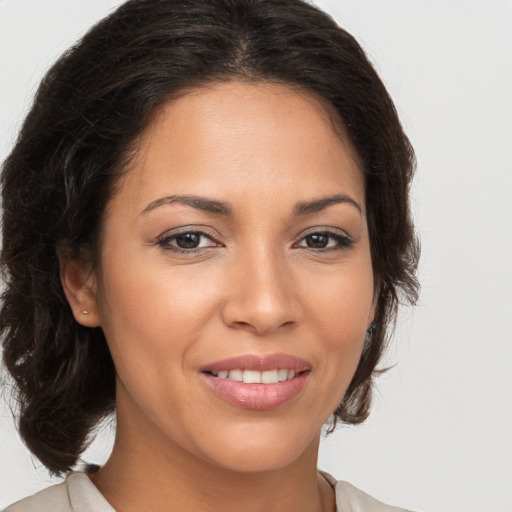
[84,81,375,472]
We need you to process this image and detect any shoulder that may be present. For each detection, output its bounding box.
[320,471,415,512]
[3,473,114,512]
[334,480,414,512]
[3,479,71,512]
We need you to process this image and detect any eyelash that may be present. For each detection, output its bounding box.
[155,228,354,254]
[156,230,220,254]
[294,230,354,251]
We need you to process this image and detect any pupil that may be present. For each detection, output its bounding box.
[307,234,328,248]
[176,233,200,248]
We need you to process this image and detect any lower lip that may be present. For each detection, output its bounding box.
[201,372,309,410]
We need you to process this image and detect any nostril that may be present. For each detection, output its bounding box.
[232,321,252,328]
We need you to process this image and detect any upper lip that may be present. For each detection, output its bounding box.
[201,353,311,374]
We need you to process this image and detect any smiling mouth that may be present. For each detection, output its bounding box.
[200,353,311,409]
[204,368,305,384]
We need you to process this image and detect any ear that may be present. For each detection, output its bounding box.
[59,257,101,327]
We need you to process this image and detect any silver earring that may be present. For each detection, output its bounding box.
[81,310,89,316]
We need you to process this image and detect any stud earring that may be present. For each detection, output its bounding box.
[81,310,89,316]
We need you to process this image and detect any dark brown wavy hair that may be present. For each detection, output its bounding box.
[0,0,419,475]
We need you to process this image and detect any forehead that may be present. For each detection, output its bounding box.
[141,81,357,161]
[109,81,365,216]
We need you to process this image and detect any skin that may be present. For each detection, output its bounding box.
[62,81,375,512]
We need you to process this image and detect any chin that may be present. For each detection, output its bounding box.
[207,447,304,474]
[196,422,320,474]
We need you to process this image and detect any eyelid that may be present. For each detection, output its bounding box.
[298,226,351,238]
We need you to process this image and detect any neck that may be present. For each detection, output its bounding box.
[90,417,335,512]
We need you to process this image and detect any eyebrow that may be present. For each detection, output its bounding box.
[140,194,233,216]
[140,192,362,217]
[293,194,363,216]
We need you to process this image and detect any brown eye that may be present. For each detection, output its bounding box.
[175,232,202,249]
[305,233,329,248]
[157,230,219,252]
[296,230,354,251]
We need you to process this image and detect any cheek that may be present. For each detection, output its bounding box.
[303,257,374,333]
[95,267,203,426]
[301,256,374,390]
[95,254,222,375]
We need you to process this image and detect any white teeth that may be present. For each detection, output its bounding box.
[278,369,288,381]
[228,369,243,381]
[243,370,261,383]
[261,369,279,384]
[213,368,299,383]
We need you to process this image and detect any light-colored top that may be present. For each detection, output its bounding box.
[4,471,413,512]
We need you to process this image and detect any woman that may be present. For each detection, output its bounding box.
[0,0,419,510]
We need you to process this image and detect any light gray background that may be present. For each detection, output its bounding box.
[1,1,511,511]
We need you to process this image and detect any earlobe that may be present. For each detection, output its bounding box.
[59,257,101,327]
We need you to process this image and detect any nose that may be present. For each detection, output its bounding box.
[220,245,301,336]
